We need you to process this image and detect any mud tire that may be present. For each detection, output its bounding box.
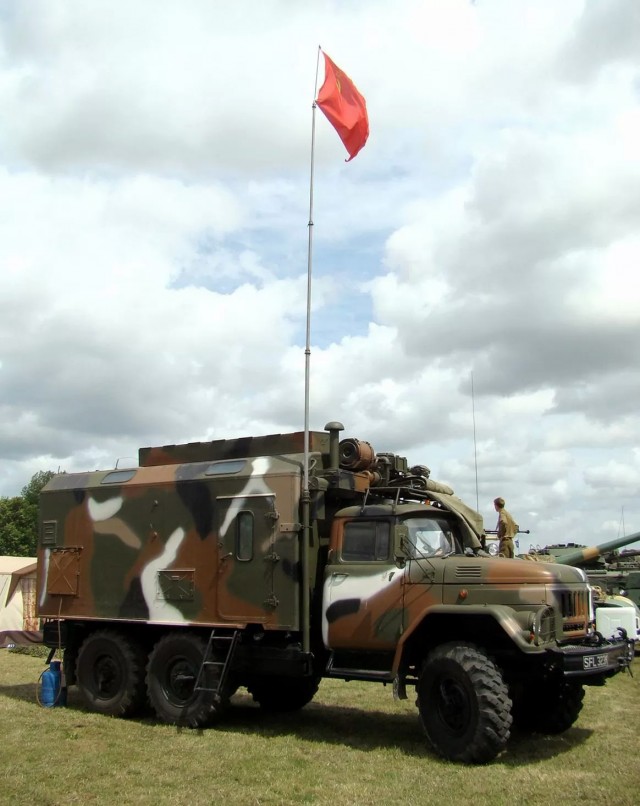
[76,629,148,717]
[247,675,320,712]
[512,679,584,734]
[146,632,230,728]
[417,642,512,764]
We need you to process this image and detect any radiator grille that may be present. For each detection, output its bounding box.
[559,589,589,634]
[559,590,589,619]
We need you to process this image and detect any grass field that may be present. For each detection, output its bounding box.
[1,649,638,806]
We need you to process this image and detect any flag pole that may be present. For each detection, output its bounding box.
[301,45,322,655]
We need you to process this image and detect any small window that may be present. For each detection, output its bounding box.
[342,521,390,562]
[205,460,246,476]
[101,469,136,484]
[236,511,254,561]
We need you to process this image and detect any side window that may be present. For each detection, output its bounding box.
[236,511,254,561]
[406,518,455,558]
[342,521,390,562]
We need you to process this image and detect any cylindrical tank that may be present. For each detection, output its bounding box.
[40,660,67,708]
[339,438,375,471]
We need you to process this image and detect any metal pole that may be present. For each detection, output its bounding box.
[301,46,322,655]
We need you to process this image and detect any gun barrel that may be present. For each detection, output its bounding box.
[556,530,640,566]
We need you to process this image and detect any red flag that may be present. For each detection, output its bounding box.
[316,52,369,162]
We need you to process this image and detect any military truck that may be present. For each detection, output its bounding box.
[36,422,634,764]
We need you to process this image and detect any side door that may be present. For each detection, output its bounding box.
[401,514,458,615]
[216,493,278,622]
[323,518,405,651]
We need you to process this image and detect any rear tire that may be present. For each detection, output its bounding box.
[146,633,230,728]
[417,643,512,764]
[76,629,147,717]
[247,675,320,712]
[512,679,584,734]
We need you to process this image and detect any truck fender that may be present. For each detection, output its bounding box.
[391,603,541,675]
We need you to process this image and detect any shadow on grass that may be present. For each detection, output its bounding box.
[0,680,593,764]
[215,695,593,763]
[505,725,593,764]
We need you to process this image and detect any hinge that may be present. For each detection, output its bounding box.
[264,552,280,563]
[265,510,280,521]
[279,522,301,533]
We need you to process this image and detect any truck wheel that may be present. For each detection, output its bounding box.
[248,675,320,712]
[512,680,584,734]
[417,643,512,764]
[76,629,147,717]
[146,633,230,728]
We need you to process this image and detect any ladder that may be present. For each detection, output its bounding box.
[193,629,239,698]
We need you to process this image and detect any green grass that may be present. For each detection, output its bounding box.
[1,651,638,805]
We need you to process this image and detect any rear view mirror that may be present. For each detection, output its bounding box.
[394,524,409,566]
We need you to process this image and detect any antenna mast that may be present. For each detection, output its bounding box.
[471,371,479,512]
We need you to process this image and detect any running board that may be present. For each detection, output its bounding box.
[326,668,394,682]
[325,653,394,683]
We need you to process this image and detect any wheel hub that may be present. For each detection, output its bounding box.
[436,677,471,735]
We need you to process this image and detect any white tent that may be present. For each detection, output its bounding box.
[0,556,42,648]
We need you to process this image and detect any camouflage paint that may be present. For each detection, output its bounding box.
[37,425,632,689]
[38,453,306,631]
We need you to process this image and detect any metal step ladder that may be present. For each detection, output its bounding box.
[193,629,239,697]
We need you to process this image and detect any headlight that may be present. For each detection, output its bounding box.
[531,605,555,645]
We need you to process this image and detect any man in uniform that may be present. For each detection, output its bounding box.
[494,497,517,558]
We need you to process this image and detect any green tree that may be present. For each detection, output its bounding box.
[0,470,55,557]
[21,470,56,507]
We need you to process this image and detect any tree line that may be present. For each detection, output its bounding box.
[0,471,55,557]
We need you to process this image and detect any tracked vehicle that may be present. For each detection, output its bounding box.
[37,422,633,764]
[523,536,640,609]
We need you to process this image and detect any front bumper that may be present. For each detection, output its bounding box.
[549,635,634,679]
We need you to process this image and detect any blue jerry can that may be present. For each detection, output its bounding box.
[40,660,67,707]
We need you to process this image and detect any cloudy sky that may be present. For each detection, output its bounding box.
[1,0,639,550]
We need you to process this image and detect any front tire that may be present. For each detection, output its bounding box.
[146,633,230,728]
[76,629,147,717]
[417,643,512,764]
[247,675,320,712]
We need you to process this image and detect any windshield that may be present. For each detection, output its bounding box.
[405,516,456,559]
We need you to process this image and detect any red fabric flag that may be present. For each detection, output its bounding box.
[316,52,369,162]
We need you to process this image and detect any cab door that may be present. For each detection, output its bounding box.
[323,518,405,651]
[401,514,457,615]
[216,493,278,622]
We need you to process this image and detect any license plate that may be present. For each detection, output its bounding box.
[583,653,608,670]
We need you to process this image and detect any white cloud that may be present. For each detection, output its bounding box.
[1,0,639,551]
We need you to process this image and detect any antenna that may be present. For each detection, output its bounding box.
[471,371,479,511]
[115,457,136,469]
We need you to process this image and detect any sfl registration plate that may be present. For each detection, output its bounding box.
[583,654,608,670]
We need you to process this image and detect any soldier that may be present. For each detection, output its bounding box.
[494,497,517,558]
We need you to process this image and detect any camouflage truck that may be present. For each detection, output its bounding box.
[37,422,634,764]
